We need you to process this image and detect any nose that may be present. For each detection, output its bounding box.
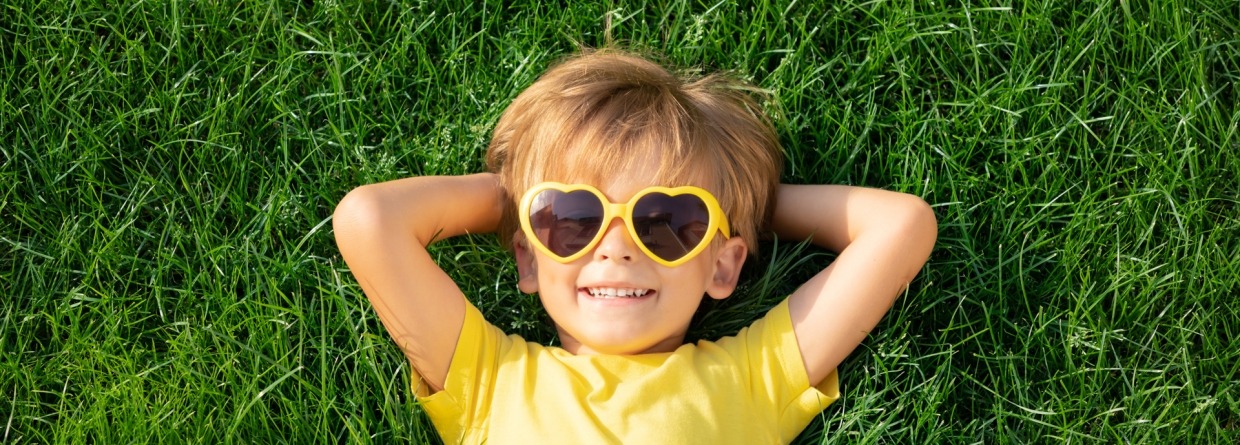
[593,217,638,262]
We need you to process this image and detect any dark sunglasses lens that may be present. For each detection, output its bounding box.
[631,193,711,261]
[528,189,604,257]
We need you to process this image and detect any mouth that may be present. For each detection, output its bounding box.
[581,287,653,299]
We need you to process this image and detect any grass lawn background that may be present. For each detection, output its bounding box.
[3,0,1237,443]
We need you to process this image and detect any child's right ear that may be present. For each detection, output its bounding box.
[512,234,539,294]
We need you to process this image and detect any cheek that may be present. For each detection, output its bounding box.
[535,258,581,286]
[660,261,714,289]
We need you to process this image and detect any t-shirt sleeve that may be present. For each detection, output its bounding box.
[725,300,840,441]
[413,301,504,443]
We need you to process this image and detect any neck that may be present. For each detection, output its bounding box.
[556,329,687,356]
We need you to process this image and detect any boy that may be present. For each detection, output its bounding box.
[333,49,937,443]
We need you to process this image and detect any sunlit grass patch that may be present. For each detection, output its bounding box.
[3,1,1236,443]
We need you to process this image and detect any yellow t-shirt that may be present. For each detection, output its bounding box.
[416,300,839,444]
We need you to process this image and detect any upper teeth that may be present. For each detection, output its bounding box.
[588,287,650,298]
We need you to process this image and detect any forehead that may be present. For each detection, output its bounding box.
[534,146,717,201]
[511,98,727,201]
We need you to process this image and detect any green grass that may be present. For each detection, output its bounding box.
[3,0,1237,443]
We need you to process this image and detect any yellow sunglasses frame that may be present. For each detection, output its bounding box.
[518,182,731,267]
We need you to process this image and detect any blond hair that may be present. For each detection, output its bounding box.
[486,49,783,256]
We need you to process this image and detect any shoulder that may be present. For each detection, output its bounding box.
[711,300,797,355]
[707,299,840,396]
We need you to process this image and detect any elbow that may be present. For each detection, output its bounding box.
[910,196,938,241]
[333,186,386,244]
[902,195,939,264]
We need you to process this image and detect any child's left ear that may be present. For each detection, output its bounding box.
[705,237,748,300]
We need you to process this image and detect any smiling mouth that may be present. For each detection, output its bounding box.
[583,287,652,299]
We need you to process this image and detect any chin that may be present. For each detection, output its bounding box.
[567,328,660,355]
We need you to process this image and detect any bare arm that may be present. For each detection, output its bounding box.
[772,184,938,386]
[332,173,504,393]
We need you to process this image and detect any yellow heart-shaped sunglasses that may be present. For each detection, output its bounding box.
[519,182,731,267]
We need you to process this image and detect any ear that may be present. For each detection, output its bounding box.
[705,237,748,300]
[513,233,540,294]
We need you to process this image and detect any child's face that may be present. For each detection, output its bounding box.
[514,163,748,356]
